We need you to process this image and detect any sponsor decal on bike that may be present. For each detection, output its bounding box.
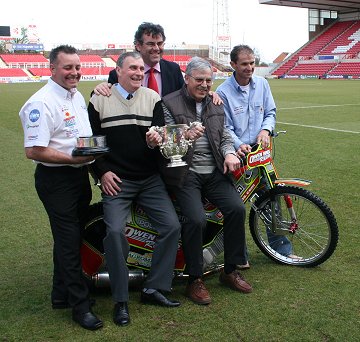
[125,226,157,250]
[127,251,152,267]
[241,176,260,202]
[248,149,271,168]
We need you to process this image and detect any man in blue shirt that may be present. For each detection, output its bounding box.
[217,44,293,260]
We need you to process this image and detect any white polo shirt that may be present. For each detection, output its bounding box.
[19,78,92,166]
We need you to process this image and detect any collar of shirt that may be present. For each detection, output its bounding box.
[143,62,162,95]
[114,83,136,99]
[144,62,161,74]
[231,72,256,92]
[48,77,78,100]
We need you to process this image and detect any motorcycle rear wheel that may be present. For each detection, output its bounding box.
[249,186,338,267]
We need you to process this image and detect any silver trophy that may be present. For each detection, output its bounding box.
[150,122,201,167]
[72,135,110,156]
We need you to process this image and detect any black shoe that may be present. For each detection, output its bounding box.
[141,290,180,307]
[72,311,103,331]
[113,302,130,326]
[52,298,96,310]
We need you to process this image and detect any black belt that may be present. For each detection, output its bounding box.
[37,164,88,173]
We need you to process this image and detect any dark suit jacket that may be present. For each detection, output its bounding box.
[108,59,184,97]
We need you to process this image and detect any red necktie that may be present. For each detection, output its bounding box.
[147,68,159,94]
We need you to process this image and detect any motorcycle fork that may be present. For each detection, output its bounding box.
[283,194,298,233]
[250,168,298,234]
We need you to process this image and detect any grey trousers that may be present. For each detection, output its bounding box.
[173,169,247,277]
[102,174,180,302]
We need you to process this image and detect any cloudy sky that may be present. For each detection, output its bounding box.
[0,0,309,63]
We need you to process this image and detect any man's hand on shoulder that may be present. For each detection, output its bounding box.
[209,91,223,106]
[94,82,112,97]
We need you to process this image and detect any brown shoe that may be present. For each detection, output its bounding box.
[219,270,252,293]
[185,279,211,305]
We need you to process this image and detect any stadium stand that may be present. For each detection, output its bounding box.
[0,68,28,77]
[272,19,360,79]
[81,66,114,75]
[319,21,360,55]
[108,55,119,63]
[28,68,51,76]
[328,62,360,76]
[286,62,335,77]
[0,54,48,68]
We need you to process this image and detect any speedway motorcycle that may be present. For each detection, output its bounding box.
[81,131,339,288]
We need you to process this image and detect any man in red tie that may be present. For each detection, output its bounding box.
[96,22,183,97]
[147,66,159,93]
[95,22,221,103]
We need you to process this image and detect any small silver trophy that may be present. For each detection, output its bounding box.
[149,122,201,167]
[72,135,110,156]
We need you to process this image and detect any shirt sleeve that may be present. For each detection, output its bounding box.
[220,127,236,158]
[261,80,276,133]
[217,89,243,149]
[152,100,166,127]
[20,100,53,148]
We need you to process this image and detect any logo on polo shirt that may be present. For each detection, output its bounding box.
[29,109,40,122]
[64,111,76,127]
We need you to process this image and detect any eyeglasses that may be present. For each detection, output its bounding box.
[142,41,165,48]
[187,74,213,85]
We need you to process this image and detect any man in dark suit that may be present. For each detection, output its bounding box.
[95,22,184,97]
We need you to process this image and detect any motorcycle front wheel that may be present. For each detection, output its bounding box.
[249,186,338,267]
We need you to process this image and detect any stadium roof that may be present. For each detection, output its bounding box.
[260,0,360,14]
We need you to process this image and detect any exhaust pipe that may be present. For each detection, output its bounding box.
[91,264,224,288]
[91,270,146,287]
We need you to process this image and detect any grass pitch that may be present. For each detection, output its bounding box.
[1,79,359,341]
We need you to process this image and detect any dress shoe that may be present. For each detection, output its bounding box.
[141,290,180,307]
[52,298,96,310]
[185,279,211,305]
[72,310,103,330]
[219,270,253,293]
[113,302,130,326]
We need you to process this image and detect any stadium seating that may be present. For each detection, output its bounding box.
[287,63,335,76]
[162,55,192,66]
[109,55,119,62]
[272,20,360,78]
[81,66,114,75]
[327,62,360,76]
[28,68,51,76]
[0,54,48,64]
[0,68,28,77]
[319,21,360,55]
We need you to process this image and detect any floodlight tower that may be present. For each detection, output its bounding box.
[211,0,231,65]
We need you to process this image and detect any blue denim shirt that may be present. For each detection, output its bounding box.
[216,73,276,150]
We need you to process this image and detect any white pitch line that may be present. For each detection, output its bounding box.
[277,121,360,134]
[279,104,360,110]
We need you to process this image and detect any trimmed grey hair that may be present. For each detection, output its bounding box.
[185,57,213,76]
[117,51,142,67]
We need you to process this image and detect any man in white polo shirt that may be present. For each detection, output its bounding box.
[19,45,103,331]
